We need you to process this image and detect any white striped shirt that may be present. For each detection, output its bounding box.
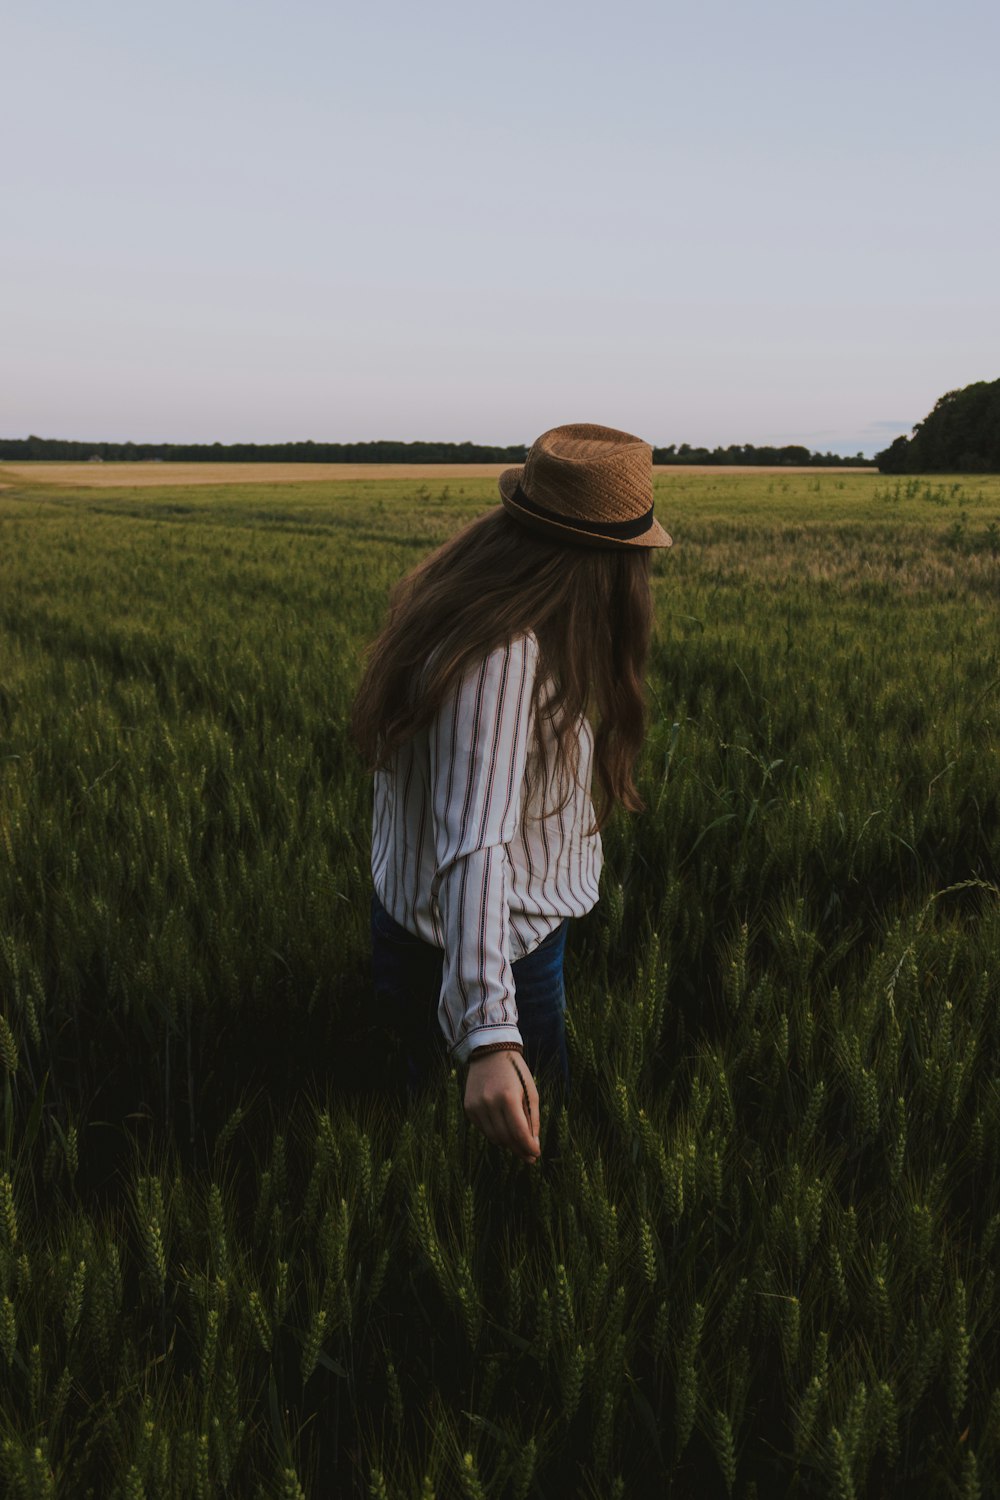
[371,630,603,1065]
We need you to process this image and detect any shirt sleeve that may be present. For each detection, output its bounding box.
[428,631,539,1066]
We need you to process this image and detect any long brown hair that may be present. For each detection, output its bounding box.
[350,507,655,833]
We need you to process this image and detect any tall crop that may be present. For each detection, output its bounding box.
[1,466,999,1495]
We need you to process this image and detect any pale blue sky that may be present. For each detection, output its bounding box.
[3,0,998,456]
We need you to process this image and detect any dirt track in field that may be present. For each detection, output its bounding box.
[0,462,516,488]
[0,461,874,489]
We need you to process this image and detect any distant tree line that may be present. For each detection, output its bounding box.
[0,435,874,466]
[652,443,871,467]
[0,437,530,464]
[875,378,1000,472]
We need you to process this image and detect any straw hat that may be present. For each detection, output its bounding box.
[498,422,672,550]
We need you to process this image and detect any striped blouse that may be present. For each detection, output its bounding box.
[371,629,603,1066]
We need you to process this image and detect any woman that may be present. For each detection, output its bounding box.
[350,422,671,1164]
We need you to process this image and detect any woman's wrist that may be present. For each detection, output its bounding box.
[466,1041,525,1064]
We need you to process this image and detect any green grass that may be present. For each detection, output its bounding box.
[1,466,999,1498]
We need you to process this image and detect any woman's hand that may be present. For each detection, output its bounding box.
[463,1051,541,1163]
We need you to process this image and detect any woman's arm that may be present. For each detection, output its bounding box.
[428,630,543,1161]
[428,631,537,1064]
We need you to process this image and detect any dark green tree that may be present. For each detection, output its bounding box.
[875,378,1000,472]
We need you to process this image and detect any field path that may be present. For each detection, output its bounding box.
[0,460,873,489]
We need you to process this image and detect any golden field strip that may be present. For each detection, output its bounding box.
[0,459,873,488]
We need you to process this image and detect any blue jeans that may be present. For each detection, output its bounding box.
[370,890,571,1103]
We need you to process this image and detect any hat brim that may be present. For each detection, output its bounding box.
[497,466,672,550]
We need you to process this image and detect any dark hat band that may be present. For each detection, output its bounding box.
[510,481,654,540]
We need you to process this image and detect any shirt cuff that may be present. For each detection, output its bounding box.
[449,1024,525,1068]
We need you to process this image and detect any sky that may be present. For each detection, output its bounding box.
[3,0,998,458]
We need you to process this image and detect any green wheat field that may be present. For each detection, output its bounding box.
[1,465,999,1499]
